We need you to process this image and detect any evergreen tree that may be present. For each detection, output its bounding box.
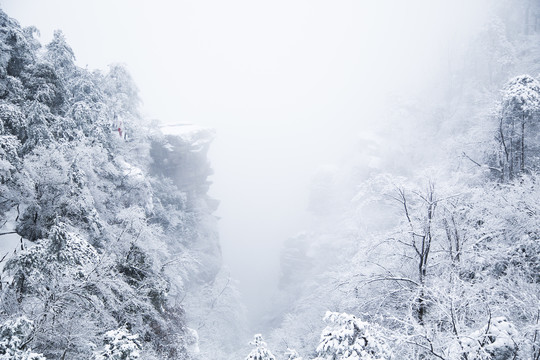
[496,74,540,180]
[314,312,392,360]
[245,334,276,360]
[0,317,46,360]
[44,30,75,79]
[94,327,142,360]
[0,7,218,358]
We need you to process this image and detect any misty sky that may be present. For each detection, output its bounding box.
[1,0,489,321]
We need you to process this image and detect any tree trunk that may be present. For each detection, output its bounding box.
[522,114,526,173]
[509,119,515,179]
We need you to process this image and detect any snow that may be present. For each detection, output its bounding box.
[315,311,392,360]
[460,317,519,359]
[117,157,145,180]
[0,211,32,272]
[245,334,276,360]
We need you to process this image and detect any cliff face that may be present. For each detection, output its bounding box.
[150,124,221,283]
[151,124,216,198]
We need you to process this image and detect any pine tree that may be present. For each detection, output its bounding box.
[94,327,142,360]
[0,317,46,360]
[245,334,276,360]
[496,74,540,180]
[0,7,218,358]
[314,312,392,360]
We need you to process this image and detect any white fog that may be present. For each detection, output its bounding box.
[0,1,538,359]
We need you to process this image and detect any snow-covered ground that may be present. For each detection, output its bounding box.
[0,212,31,271]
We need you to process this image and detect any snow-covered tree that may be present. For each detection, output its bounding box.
[101,63,140,122]
[468,17,516,88]
[315,311,392,360]
[0,11,35,78]
[21,62,66,114]
[496,74,540,179]
[0,135,20,184]
[0,317,45,360]
[459,317,520,360]
[0,7,225,359]
[183,269,248,359]
[4,222,99,297]
[245,334,276,360]
[44,30,75,79]
[0,103,26,139]
[20,102,54,153]
[94,327,142,360]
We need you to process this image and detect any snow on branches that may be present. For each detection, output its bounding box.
[502,75,540,117]
[94,327,142,360]
[459,317,519,360]
[0,317,46,360]
[245,334,276,360]
[315,311,392,360]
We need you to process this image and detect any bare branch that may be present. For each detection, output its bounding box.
[462,152,502,173]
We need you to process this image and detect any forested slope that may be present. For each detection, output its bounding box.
[263,2,540,360]
[0,9,224,359]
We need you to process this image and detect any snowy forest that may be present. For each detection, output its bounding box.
[1,1,540,359]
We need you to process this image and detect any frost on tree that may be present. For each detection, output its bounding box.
[314,311,392,360]
[0,317,46,360]
[0,135,20,184]
[0,7,219,358]
[245,334,276,360]
[4,221,99,293]
[496,74,540,180]
[94,327,142,360]
[458,317,519,360]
